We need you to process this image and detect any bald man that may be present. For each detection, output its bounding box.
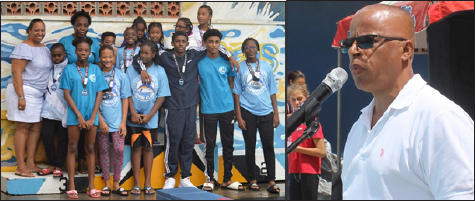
[341,4,474,200]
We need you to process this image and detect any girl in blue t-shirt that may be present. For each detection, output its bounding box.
[116,27,140,73]
[96,45,131,196]
[233,38,280,194]
[126,39,170,195]
[60,37,109,199]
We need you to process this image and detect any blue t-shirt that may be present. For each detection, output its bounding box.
[97,68,132,132]
[198,55,236,114]
[126,63,170,129]
[59,35,100,64]
[116,46,140,73]
[233,60,279,116]
[60,63,109,126]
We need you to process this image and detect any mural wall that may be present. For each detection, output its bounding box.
[1,1,285,189]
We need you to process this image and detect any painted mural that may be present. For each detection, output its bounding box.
[1,1,285,191]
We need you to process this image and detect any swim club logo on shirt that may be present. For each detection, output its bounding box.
[219,66,227,75]
[89,74,96,82]
[133,75,156,102]
[101,80,120,107]
[245,71,266,95]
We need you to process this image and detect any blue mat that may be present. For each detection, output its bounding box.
[156,187,232,200]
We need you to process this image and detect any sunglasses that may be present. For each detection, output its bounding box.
[340,34,406,53]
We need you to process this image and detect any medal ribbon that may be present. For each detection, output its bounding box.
[246,61,260,81]
[173,53,187,82]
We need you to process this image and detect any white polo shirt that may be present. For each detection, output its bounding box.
[342,74,474,200]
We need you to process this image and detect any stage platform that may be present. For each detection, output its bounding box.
[1,181,285,200]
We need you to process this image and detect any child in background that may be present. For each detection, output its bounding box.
[121,16,147,48]
[233,38,280,194]
[37,43,69,177]
[127,39,170,195]
[193,5,213,47]
[164,17,198,49]
[100,32,117,67]
[287,83,325,200]
[60,37,109,199]
[97,45,131,196]
[148,22,165,51]
[117,27,140,73]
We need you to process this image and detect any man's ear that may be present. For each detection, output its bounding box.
[401,40,414,61]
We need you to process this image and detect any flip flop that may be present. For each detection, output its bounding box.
[267,184,280,194]
[53,169,63,177]
[15,172,35,177]
[112,187,128,196]
[202,182,214,191]
[222,181,244,190]
[37,168,52,176]
[131,186,141,195]
[66,190,79,199]
[87,188,102,198]
[101,187,111,196]
[247,183,260,191]
[144,187,155,195]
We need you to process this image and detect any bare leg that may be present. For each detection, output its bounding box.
[131,146,142,194]
[14,122,33,176]
[25,122,42,172]
[84,126,99,196]
[67,126,81,191]
[143,147,153,193]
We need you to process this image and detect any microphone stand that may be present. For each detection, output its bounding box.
[286,116,320,154]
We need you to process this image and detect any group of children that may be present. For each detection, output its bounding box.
[35,4,281,199]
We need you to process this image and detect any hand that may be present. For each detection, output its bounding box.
[17,99,26,111]
[140,70,151,86]
[229,59,240,73]
[77,116,87,130]
[85,118,95,130]
[140,114,151,124]
[273,113,280,128]
[119,122,127,138]
[99,121,109,134]
[131,113,142,124]
[237,118,246,130]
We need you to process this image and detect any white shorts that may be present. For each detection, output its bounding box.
[6,83,44,123]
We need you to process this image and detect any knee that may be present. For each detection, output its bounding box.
[85,143,95,154]
[114,145,124,153]
[68,144,78,154]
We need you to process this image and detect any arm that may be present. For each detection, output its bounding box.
[228,77,234,104]
[85,91,103,130]
[234,93,246,130]
[64,89,86,128]
[293,138,326,158]
[11,58,28,110]
[128,97,141,124]
[98,112,109,134]
[271,94,280,128]
[140,97,165,124]
[119,98,128,137]
[217,46,240,72]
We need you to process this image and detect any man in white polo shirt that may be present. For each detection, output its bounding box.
[340,4,474,200]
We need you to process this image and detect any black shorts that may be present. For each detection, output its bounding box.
[127,126,157,148]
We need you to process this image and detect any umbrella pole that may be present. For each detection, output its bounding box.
[337,47,343,172]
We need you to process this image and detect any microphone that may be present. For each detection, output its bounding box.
[286,67,348,137]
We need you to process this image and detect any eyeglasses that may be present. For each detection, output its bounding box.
[340,34,407,53]
[244,46,258,51]
[174,25,187,29]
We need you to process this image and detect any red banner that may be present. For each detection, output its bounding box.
[428,1,474,24]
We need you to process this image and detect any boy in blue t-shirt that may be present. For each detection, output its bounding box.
[197,29,244,191]
[233,38,280,194]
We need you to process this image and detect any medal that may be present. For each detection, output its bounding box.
[179,78,184,85]
[76,63,89,96]
[252,81,261,89]
[246,61,261,82]
[51,84,57,91]
[82,89,88,96]
[173,53,187,86]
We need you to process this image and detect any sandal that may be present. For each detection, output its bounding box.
[95,165,102,174]
[144,186,155,195]
[37,168,52,176]
[66,190,79,199]
[87,188,101,198]
[222,181,244,190]
[267,184,280,194]
[53,169,63,177]
[248,183,260,191]
[131,186,141,195]
[112,187,128,196]
[202,182,214,191]
[101,187,111,196]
